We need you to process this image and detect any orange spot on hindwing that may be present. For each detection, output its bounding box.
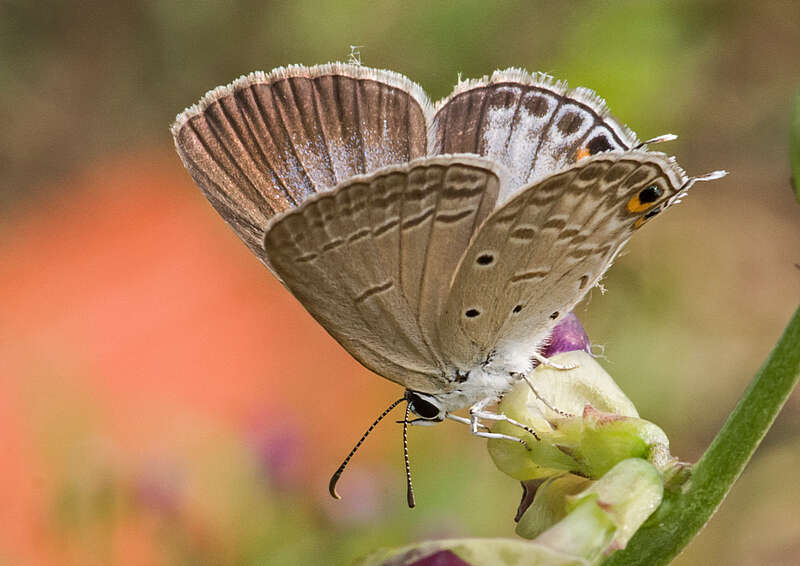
[626,183,663,213]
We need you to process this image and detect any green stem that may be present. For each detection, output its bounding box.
[603,305,800,566]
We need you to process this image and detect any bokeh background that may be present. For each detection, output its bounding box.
[2,2,799,565]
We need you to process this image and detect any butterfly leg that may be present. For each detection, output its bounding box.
[532,351,578,371]
[473,410,541,441]
[465,397,534,449]
[514,373,573,418]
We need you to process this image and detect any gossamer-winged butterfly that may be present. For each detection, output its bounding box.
[172,63,725,506]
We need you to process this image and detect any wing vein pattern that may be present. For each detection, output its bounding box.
[263,156,501,393]
[438,151,689,369]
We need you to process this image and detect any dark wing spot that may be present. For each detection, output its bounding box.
[354,280,394,304]
[578,275,589,290]
[493,211,519,227]
[402,207,436,230]
[373,217,400,236]
[525,95,549,117]
[556,111,583,135]
[549,311,560,320]
[465,309,480,318]
[476,254,494,265]
[512,304,523,314]
[587,136,614,154]
[568,247,593,259]
[436,209,474,224]
[638,184,663,204]
[295,252,319,264]
[626,169,650,185]
[559,228,580,239]
[347,227,371,243]
[644,205,662,219]
[577,163,607,181]
[321,238,344,252]
[510,227,537,241]
[605,163,633,182]
[541,218,567,231]
[510,269,548,283]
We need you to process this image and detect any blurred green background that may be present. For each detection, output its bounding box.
[1,1,799,565]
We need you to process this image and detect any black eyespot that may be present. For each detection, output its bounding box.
[638,184,662,204]
[644,205,662,219]
[476,254,494,265]
[465,309,480,318]
[512,305,523,313]
[550,311,560,320]
[587,136,614,154]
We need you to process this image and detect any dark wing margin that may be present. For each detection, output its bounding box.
[172,63,432,261]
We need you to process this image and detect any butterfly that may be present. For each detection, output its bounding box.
[172,63,725,505]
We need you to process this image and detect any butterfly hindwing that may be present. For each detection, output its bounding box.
[438,151,689,369]
[264,155,501,392]
[172,63,431,261]
[430,70,639,202]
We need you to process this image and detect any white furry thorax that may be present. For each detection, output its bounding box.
[434,340,543,413]
[434,367,517,413]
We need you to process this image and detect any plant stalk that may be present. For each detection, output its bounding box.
[604,305,800,565]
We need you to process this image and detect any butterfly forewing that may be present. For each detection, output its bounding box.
[172,63,431,260]
[438,151,688,368]
[431,70,639,203]
[263,155,501,393]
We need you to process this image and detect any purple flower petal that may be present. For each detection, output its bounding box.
[542,312,590,357]
[408,550,472,566]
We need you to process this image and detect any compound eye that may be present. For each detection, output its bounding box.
[407,392,443,420]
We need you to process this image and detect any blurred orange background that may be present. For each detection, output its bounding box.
[1,2,799,565]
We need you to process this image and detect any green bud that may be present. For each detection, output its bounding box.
[487,351,674,480]
[522,459,662,564]
[564,458,663,551]
[515,474,593,539]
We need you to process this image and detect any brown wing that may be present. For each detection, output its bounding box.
[172,63,432,261]
[263,156,501,393]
